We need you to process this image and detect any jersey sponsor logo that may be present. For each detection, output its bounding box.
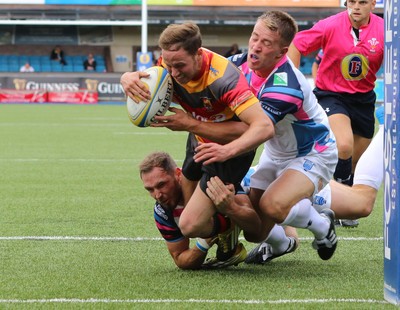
[231,90,254,110]
[155,204,168,221]
[261,102,282,116]
[273,72,288,86]
[341,54,369,81]
[209,65,219,76]
[191,112,227,122]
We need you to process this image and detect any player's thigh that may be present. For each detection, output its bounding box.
[330,182,376,218]
[261,169,314,215]
[328,114,354,156]
[181,175,198,206]
[180,184,216,228]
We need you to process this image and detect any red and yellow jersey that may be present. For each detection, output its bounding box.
[161,48,258,142]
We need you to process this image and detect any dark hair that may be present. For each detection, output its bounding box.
[158,22,202,56]
[139,151,177,177]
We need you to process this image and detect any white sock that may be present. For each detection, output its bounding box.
[313,183,332,213]
[264,224,290,255]
[353,125,384,190]
[281,198,329,239]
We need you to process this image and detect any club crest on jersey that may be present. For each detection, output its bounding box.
[303,159,314,171]
[273,72,288,86]
[368,37,379,53]
[341,54,369,81]
[201,97,214,111]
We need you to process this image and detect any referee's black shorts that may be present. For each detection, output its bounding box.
[313,88,376,139]
[182,133,256,195]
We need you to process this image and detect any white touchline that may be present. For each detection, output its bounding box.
[0,298,389,305]
[0,236,383,241]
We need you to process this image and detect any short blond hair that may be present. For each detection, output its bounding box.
[257,11,298,47]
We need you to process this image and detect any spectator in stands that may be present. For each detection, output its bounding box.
[50,45,67,65]
[83,53,97,71]
[224,43,242,58]
[20,62,34,73]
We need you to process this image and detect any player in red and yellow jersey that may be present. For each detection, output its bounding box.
[121,22,273,264]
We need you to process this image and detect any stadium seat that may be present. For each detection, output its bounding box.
[29,55,41,63]
[96,65,106,72]
[72,55,84,65]
[41,64,52,72]
[0,63,9,71]
[9,58,19,66]
[63,65,74,72]
[8,55,18,62]
[0,55,8,64]
[64,56,73,64]
[9,64,20,72]
[40,55,50,62]
[299,57,313,75]
[33,63,41,72]
[73,64,85,72]
[94,56,105,66]
[51,62,64,72]
[19,55,29,64]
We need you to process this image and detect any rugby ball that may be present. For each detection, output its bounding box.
[127,66,173,127]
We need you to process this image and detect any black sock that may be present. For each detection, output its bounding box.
[334,157,353,186]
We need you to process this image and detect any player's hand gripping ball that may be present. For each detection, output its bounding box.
[127,66,173,127]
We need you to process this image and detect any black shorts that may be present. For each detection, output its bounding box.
[182,133,256,195]
[313,88,376,139]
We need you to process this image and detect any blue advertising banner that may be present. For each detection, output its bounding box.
[383,0,400,305]
[136,52,153,71]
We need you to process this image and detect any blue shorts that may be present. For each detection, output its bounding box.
[313,88,376,139]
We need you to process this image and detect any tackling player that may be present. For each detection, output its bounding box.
[139,151,246,269]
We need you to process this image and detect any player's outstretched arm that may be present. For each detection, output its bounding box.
[194,104,274,164]
[166,237,210,270]
[206,176,264,242]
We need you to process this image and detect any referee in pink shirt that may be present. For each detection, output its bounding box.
[288,0,383,228]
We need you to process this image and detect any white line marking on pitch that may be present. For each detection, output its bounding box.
[0,298,388,305]
[0,158,185,163]
[0,236,383,241]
